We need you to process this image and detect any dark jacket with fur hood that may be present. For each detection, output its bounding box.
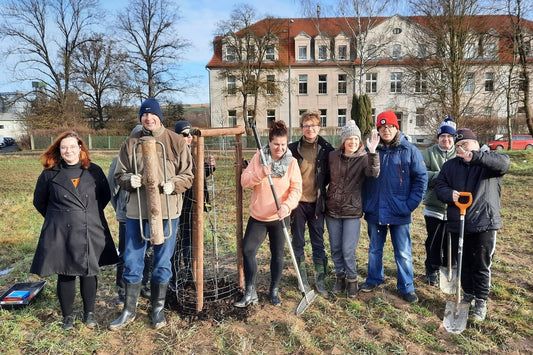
[326,146,380,218]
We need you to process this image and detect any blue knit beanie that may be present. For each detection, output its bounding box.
[139,98,163,122]
[437,117,456,137]
[174,120,192,134]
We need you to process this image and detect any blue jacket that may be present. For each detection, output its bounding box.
[362,133,427,225]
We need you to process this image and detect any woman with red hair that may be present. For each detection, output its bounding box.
[31,131,118,330]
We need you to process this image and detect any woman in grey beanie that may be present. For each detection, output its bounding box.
[325,121,380,297]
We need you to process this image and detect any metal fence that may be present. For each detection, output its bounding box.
[31,134,345,151]
[31,135,129,150]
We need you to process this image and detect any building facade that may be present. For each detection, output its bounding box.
[207,15,533,144]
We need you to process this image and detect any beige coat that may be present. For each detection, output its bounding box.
[114,125,193,219]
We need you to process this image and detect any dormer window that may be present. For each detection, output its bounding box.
[298,46,308,60]
[318,45,328,60]
[266,45,276,61]
[225,47,236,62]
[338,45,347,60]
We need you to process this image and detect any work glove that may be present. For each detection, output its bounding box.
[130,174,142,188]
[161,181,174,195]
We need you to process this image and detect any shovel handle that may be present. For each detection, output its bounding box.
[454,192,472,215]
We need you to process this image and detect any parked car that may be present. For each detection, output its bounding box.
[486,134,533,150]
[0,136,16,149]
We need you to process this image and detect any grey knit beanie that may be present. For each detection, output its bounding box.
[341,120,361,143]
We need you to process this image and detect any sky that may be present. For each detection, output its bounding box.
[0,0,409,104]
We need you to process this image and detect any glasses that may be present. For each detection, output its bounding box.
[181,132,190,137]
[379,125,397,132]
[302,124,319,130]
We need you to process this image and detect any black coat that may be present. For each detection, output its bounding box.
[31,162,118,277]
[434,151,510,234]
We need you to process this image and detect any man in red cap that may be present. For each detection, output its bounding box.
[360,110,427,303]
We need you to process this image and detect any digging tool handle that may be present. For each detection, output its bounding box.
[251,124,311,301]
[455,192,473,216]
[454,192,472,306]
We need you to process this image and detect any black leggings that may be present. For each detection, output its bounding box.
[57,275,98,317]
[242,216,287,289]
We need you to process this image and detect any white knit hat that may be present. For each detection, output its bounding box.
[341,120,361,143]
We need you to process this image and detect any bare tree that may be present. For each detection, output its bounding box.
[300,0,393,94]
[71,35,130,129]
[116,0,190,100]
[505,0,533,137]
[215,5,285,134]
[407,0,491,126]
[0,0,99,124]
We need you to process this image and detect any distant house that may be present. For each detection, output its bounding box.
[206,14,533,144]
[0,92,26,139]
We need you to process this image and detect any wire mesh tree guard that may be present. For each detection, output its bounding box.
[169,126,246,315]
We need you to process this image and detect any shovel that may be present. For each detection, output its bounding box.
[443,192,472,334]
[251,124,317,315]
[439,231,457,294]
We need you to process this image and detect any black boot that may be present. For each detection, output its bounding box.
[151,282,168,329]
[347,277,358,298]
[296,255,311,292]
[313,257,328,296]
[270,285,281,306]
[109,282,141,330]
[233,285,258,308]
[333,274,346,294]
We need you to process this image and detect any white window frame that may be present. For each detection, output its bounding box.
[465,73,474,93]
[338,74,347,94]
[228,110,237,126]
[227,76,236,95]
[318,45,328,60]
[337,109,346,127]
[298,74,308,94]
[318,74,327,94]
[298,46,308,60]
[390,72,402,93]
[366,73,377,93]
[415,72,427,93]
[225,46,235,62]
[338,45,347,60]
[266,75,275,95]
[319,109,327,127]
[485,72,494,92]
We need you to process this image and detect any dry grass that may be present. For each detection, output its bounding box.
[0,150,532,354]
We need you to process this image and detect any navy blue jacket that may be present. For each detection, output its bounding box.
[434,150,510,233]
[362,133,427,225]
[288,135,334,216]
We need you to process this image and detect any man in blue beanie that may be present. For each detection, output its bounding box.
[421,117,457,286]
[110,98,193,330]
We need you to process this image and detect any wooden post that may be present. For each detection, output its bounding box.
[140,137,165,245]
[192,135,205,312]
[235,133,244,288]
[187,126,245,312]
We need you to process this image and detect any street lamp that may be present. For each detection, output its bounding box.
[288,19,294,141]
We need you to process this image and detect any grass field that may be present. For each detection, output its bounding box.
[0,150,532,354]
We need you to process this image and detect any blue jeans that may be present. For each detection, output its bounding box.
[123,218,178,284]
[325,216,361,279]
[290,202,326,259]
[365,223,415,295]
